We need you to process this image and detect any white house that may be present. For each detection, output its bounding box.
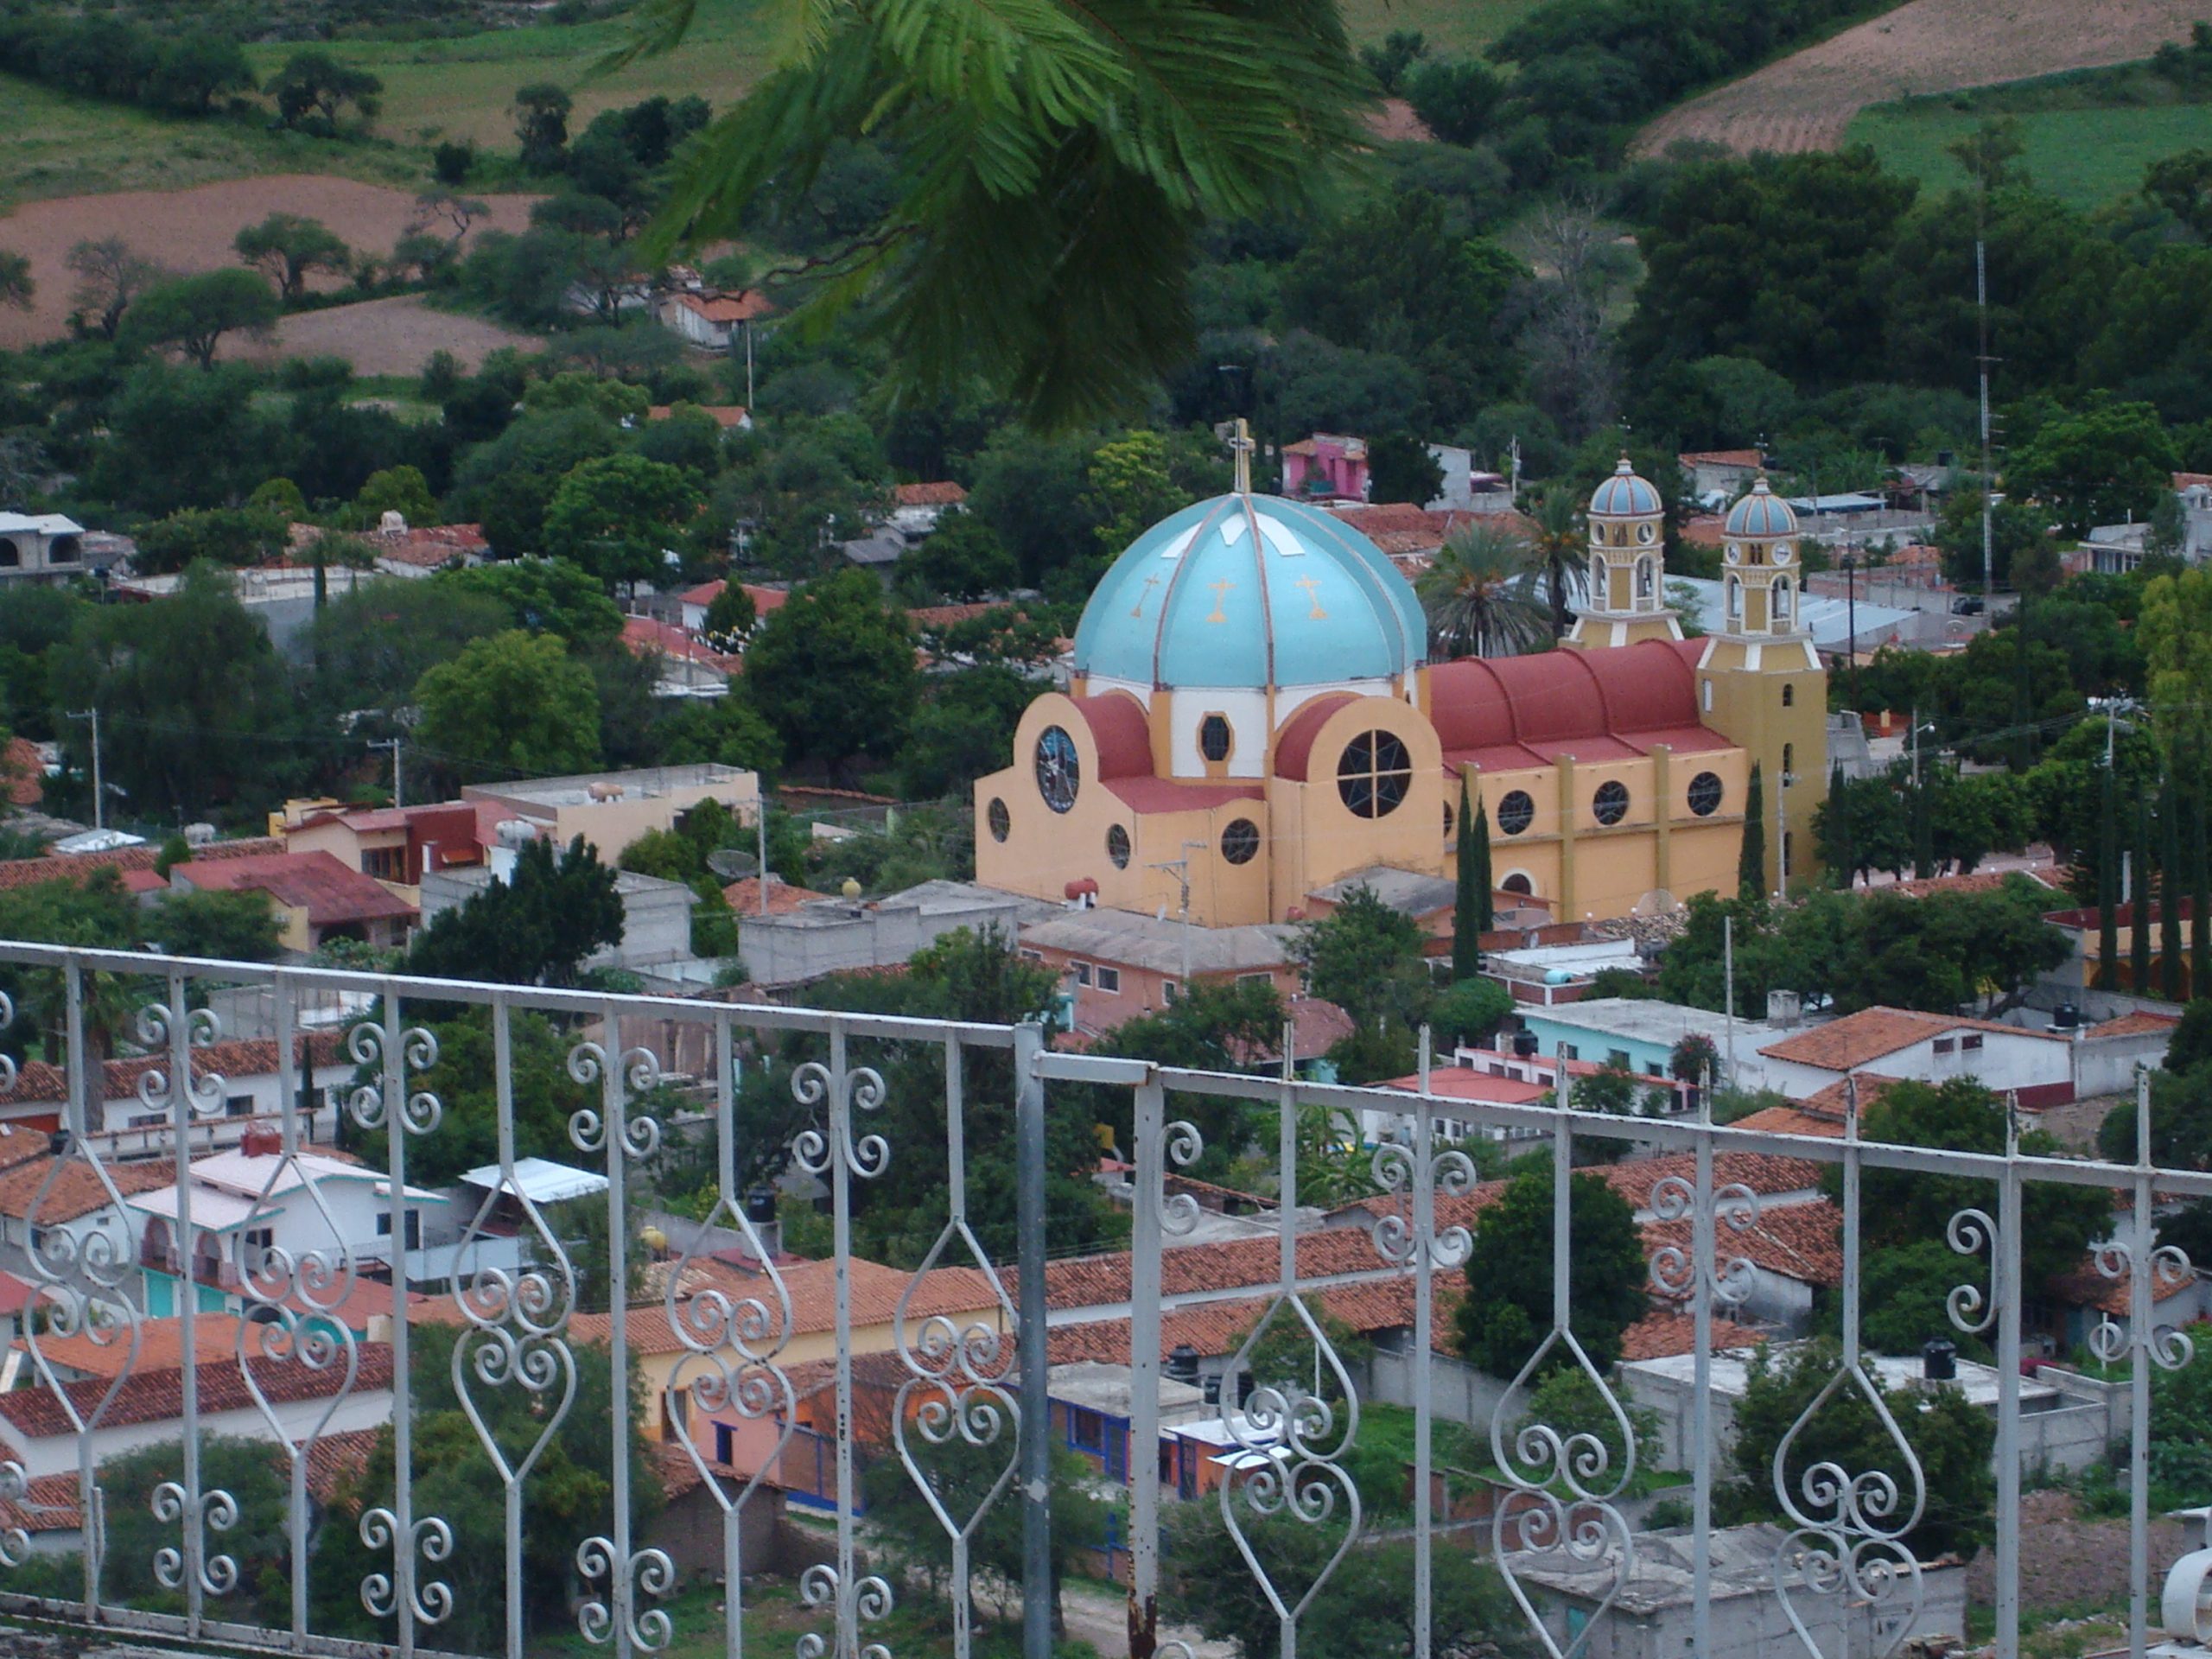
[127,1140,443,1319]
[1754,1007,2075,1107]
[0,1151,177,1283]
[0,1344,394,1479]
[0,512,86,584]
[890,482,968,538]
[659,289,773,352]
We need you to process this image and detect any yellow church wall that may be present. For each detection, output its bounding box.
[1268,696,1446,918]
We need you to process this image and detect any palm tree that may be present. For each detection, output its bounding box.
[1526,487,1587,636]
[1416,523,1551,660]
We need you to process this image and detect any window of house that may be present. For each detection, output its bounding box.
[1020,949,1043,962]
[1073,962,1094,988]
[1069,1408,1107,1452]
[226,1095,253,1117]
[1961,1033,1984,1051]
[1096,967,1122,995]
[1558,1043,1580,1061]
[1161,979,1179,1001]
[375,1211,423,1248]
[0,541,19,569]
[1237,972,1273,988]
[1608,1050,1631,1072]
[363,846,405,882]
[1933,1038,1955,1055]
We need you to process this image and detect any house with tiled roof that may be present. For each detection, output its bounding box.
[169,849,416,954]
[0,1343,393,1479]
[660,287,773,351]
[1679,448,1762,503]
[0,1032,357,1151]
[1755,1007,2075,1107]
[891,480,968,537]
[0,1152,178,1282]
[622,613,741,698]
[0,836,282,895]
[1643,1197,1843,1331]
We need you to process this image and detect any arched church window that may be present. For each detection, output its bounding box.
[1773,579,1793,623]
[1591,556,1605,598]
[1783,743,1795,780]
[1497,791,1535,836]
[1198,714,1232,762]
[1726,575,1741,619]
[1501,872,1534,897]
[1687,772,1723,817]
[1337,731,1414,819]
[1592,780,1630,826]
[1782,684,1795,708]
[1221,820,1261,865]
[1637,523,1656,544]
[1635,557,1654,601]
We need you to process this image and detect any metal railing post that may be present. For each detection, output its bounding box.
[1128,1074,1166,1659]
[1015,1020,1052,1659]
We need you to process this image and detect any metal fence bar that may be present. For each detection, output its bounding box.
[1128,1074,1166,1659]
[1017,1020,1052,1659]
[2133,1063,2154,1659]
[1996,1102,2024,1658]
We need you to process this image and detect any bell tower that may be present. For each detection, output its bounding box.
[1565,456,1681,651]
[1695,477,1828,893]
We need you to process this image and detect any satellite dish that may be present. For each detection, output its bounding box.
[1632,888,1679,918]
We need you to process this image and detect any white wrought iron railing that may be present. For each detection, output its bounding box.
[0,943,2202,1658]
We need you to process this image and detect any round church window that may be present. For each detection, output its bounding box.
[1688,772,1724,817]
[1035,726,1080,814]
[1337,731,1414,819]
[1497,790,1535,836]
[1592,780,1630,826]
[988,798,1010,842]
[1107,824,1131,868]
[1221,820,1261,865]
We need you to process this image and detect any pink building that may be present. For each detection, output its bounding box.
[1281,435,1370,502]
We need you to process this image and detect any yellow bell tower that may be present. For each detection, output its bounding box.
[1565,455,1681,651]
[1694,477,1828,893]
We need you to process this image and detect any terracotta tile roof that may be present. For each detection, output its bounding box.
[25,1313,260,1379]
[0,1031,352,1110]
[3,737,42,809]
[650,404,749,429]
[1003,1227,1397,1315]
[0,1471,84,1535]
[1041,1276,1464,1367]
[1681,514,1726,548]
[305,1427,380,1507]
[173,850,416,926]
[2088,1012,2182,1039]
[722,875,834,916]
[1797,1072,1904,1118]
[1679,449,1762,468]
[674,290,774,324]
[2175,473,2212,490]
[1618,1309,1764,1362]
[906,602,1000,630]
[893,481,967,508]
[1729,1103,1847,1139]
[2048,1253,2197,1317]
[1376,1070,1549,1106]
[1339,1150,1827,1240]
[0,1344,392,1440]
[417,1258,1007,1357]
[623,614,741,674]
[0,837,281,893]
[1226,997,1356,1068]
[1882,868,2057,899]
[1643,1197,1845,1292]
[0,1153,181,1224]
[1758,1007,2062,1071]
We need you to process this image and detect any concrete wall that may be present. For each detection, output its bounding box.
[1544,1560,1967,1659]
[740,896,1039,985]
[1367,1332,1512,1430]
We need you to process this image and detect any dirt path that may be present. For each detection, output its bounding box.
[1635,0,2207,157]
[0,175,537,349]
[231,295,541,376]
[1060,1580,1236,1659]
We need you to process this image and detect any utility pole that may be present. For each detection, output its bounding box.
[1977,236,1997,601]
[67,707,102,832]
[367,737,403,810]
[755,796,770,917]
[1146,842,1208,988]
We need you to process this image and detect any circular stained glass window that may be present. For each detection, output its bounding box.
[1337,730,1414,819]
[1107,824,1131,868]
[1199,715,1232,763]
[1592,780,1630,826]
[988,798,1010,842]
[1497,790,1535,836]
[1034,726,1079,814]
[1222,819,1261,865]
[1688,772,1724,817]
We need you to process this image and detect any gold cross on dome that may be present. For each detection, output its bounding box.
[1131,573,1160,619]
[1206,578,1234,623]
[1294,575,1327,620]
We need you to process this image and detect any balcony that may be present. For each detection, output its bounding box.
[0,940,2206,1658]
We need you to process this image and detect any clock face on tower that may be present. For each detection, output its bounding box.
[1035,726,1080,813]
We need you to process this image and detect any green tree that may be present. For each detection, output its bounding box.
[1365,431,1443,505]
[264,50,382,132]
[2146,148,2212,240]
[1455,1163,1646,1377]
[2007,397,2181,537]
[1930,492,2053,591]
[1087,429,1189,561]
[1430,976,1513,1049]
[1358,29,1428,93]
[1451,774,1490,977]
[353,464,435,526]
[512,81,573,170]
[0,250,29,310]
[233,213,351,302]
[133,505,289,575]
[1404,55,1504,147]
[147,33,255,114]
[1722,1338,1993,1559]
[636,0,1370,425]
[100,1437,291,1627]
[742,569,918,776]
[701,581,757,645]
[149,889,283,961]
[1415,521,1548,658]
[434,557,625,646]
[1290,885,1432,1032]
[1738,762,1766,902]
[1946,118,2026,193]
[119,268,280,368]
[543,454,702,593]
[402,836,624,995]
[414,630,601,781]
[899,508,1019,602]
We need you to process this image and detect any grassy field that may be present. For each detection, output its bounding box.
[1847,99,2212,207]
[0,0,1548,208]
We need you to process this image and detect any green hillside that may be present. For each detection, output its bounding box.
[1850,100,2212,208]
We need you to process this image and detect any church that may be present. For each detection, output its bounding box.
[973,457,1827,929]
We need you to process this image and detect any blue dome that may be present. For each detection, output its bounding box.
[1072,494,1427,690]
[1589,456,1662,518]
[1724,477,1797,538]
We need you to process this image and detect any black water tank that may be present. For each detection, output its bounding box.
[1511,1031,1540,1058]
[1923,1338,1956,1382]
[743,1185,778,1224]
[1166,1344,1200,1384]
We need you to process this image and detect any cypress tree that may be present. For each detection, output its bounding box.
[1452,772,1491,979]
[1825,760,1851,888]
[2194,772,2209,1000]
[1910,765,1936,880]
[2097,760,2119,990]
[2133,794,2154,995]
[1738,763,1766,904]
[2164,766,2186,1001]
